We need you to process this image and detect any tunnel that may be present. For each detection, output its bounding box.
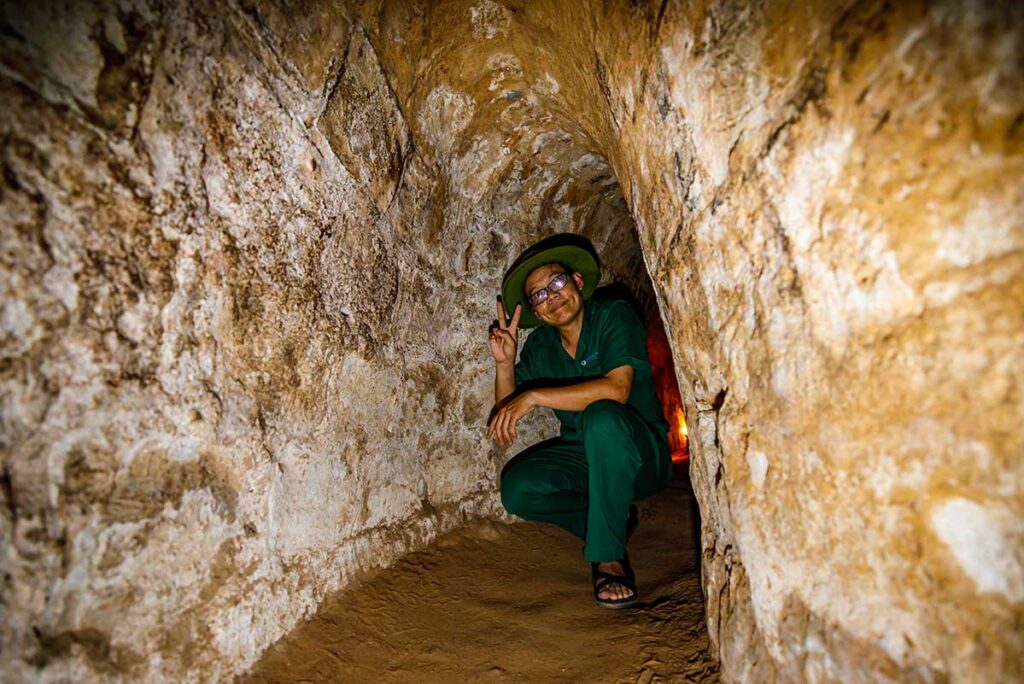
[1,1,1022,682]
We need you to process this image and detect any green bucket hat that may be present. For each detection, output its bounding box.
[500,233,601,329]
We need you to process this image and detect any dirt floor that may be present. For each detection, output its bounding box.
[241,466,718,683]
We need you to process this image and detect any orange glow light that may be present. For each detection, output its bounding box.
[645,312,689,463]
[670,406,689,462]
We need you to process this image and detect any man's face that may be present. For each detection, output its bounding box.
[524,263,585,328]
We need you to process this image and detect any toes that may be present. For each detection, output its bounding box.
[598,581,634,601]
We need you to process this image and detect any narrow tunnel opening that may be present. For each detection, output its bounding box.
[648,318,689,463]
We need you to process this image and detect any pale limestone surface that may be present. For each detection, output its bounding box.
[0,1,546,680]
[1,1,1022,682]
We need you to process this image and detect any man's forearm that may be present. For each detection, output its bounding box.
[529,376,628,412]
[495,362,516,404]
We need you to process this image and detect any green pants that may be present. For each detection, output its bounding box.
[500,399,673,563]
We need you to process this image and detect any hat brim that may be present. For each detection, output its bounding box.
[500,241,601,329]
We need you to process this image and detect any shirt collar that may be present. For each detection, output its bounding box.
[536,298,595,349]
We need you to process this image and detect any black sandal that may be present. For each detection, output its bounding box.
[591,550,639,609]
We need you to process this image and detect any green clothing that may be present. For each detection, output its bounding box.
[502,298,673,563]
[513,298,671,442]
[501,401,672,562]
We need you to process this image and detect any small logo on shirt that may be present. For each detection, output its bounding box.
[580,351,599,367]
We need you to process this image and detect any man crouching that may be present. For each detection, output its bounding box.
[487,234,672,608]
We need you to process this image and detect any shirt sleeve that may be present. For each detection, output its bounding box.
[599,301,653,375]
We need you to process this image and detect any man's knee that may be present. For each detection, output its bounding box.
[581,400,642,470]
[581,399,630,440]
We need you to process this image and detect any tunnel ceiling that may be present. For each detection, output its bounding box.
[243,0,653,294]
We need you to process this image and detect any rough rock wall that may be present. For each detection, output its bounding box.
[2,0,1022,682]
[358,0,1023,681]
[0,2,534,681]
[0,2,447,680]
[0,0,659,680]
[588,2,1023,681]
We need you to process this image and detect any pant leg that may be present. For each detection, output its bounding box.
[580,399,672,563]
[500,438,590,539]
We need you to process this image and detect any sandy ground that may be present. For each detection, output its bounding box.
[241,466,717,683]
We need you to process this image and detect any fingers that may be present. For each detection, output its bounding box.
[500,408,518,446]
[499,409,510,445]
[489,324,516,364]
[487,403,521,447]
[488,409,503,442]
[488,332,503,362]
[488,405,508,443]
[487,409,502,443]
[490,410,500,443]
[498,411,511,446]
[495,299,507,330]
[509,303,522,333]
[487,406,510,445]
[490,327,515,354]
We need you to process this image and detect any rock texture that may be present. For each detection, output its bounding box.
[1,0,1021,682]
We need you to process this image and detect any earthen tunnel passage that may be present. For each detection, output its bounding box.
[1,1,1022,682]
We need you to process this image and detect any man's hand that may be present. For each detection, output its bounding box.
[488,300,521,366]
[487,390,536,446]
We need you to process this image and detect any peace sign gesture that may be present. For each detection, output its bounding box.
[489,299,522,365]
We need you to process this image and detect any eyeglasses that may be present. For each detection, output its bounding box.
[527,272,570,306]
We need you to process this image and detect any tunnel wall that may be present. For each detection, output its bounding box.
[362,0,1023,681]
[580,1,1023,681]
[0,1,655,680]
[0,1,555,680]
[2,0,1022,682]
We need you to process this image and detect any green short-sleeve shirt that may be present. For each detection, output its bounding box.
[514,298,671,443]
